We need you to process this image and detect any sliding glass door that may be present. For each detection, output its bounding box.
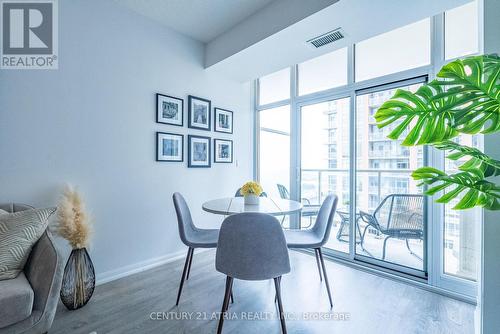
[354,80,426,276]
[297,80,427,277]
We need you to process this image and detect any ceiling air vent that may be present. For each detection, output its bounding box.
[307,28,345,48]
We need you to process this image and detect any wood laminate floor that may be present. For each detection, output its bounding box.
[51,250,475,334]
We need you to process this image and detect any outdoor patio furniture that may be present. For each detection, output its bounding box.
[277,184,320,228]
[358,194,424,261]
[335,210,363,243]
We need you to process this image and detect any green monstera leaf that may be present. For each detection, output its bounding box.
[433,140,500,178]
[375,54,500,211]
[375,54,500,145]
[433,54,500,134]
[374,84,459,146]
[412,167,500,210]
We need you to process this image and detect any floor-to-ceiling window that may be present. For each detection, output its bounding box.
[259,105,290,198]
[300,97,351,252]
[439,0,481,292]
[256,1,480,298]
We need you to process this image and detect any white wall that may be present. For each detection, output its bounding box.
[0,0,253,282]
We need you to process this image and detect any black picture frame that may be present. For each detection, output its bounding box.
[156,93,183,126]
[188,135,211,168]
[188,95,211,131]
[214,139,233,163]
[214,108,234,134]
[156,132,184,162]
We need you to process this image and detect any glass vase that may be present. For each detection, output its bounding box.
[60,248,95,310]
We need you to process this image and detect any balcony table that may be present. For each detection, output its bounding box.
[202,197,302,217]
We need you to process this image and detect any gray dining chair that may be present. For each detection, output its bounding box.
[216,213,290,334]
[172,192,220,306]
[284,194,338,308]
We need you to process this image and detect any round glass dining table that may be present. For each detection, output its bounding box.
[202,197,302,216]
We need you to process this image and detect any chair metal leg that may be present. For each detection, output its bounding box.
[360,224,370,250]
[314,248,323,281]
[225,290,234,311]
[317,248,333,308]
[336,218,346,241]
[382,236,391,260]
[175,247,193,306]
[405,238,413,254]
[274,276,281,303]
[228,281,234,308]
[217,276,233,334]
[355,217,363,244]
[405,239,423,260]
[274,276,287,334]
[186,248,194,280]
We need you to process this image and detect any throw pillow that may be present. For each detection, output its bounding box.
[0,207,56,280]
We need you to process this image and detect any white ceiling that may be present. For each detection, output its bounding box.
[115,0,276,43]
[206,0,472,81]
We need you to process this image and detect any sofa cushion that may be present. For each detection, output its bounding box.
[0,272,34,328]
[0,208,56,280]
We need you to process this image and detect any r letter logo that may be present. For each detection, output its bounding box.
[1,0,58,69]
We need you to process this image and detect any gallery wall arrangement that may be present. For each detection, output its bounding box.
[155,93,234,167]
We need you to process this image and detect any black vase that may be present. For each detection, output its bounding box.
[60,248,95,310]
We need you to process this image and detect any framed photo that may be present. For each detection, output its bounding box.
[214,139,233,163]
[188,95,211,131]
[156,132,183,162]
[156,94,183,126]
[188,135,211,168]
[214,108,233,134]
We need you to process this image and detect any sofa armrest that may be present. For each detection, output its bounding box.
[23,231,64,331]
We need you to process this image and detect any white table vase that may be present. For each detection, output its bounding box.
[244,194,259,205]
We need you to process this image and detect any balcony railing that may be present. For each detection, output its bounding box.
[301,168,418,208]
[368,150,410,158]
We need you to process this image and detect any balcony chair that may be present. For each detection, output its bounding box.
[358,194,424,260]
[335,209,363,243]
[276,184,320,229]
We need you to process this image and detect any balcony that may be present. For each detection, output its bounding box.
[300,168,424,271]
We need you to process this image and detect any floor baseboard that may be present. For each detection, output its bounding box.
[95,249,193,286]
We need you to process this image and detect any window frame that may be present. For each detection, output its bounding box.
[255,9,480,302]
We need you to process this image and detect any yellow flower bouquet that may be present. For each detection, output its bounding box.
[240,181,263,205]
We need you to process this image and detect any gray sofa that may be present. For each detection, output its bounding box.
[0,204,63,334]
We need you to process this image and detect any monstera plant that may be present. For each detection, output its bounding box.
[374,54,500,210]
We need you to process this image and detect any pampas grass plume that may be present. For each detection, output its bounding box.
[56,185,92,249]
